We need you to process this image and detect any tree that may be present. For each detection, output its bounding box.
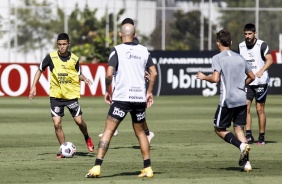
[219,0,282,50]
[10,0,56,61]
[150,10,217,51]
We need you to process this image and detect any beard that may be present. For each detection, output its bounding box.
[245,37,256,45]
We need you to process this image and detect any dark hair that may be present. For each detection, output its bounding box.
[122,18,134,25]
[216,30,231,47]
[244,23,256,32]
[57,33,69,41]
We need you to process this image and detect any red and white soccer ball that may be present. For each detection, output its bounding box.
[59,142,76,158]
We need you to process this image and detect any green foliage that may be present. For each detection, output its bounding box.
[219,0,282,50]
[150,10,217,51]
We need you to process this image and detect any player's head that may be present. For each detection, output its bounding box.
[243,23,256,45]
[244,23,256,32]
[122,18,134,26]
[119,23,135,42]
[57,33,70,42]
[57,33,70,55]
[216,30,232,48]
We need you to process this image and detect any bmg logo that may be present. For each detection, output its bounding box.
[167,68,217,96]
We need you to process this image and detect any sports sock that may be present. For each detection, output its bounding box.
[246,130,252,136]
[259,133,265,140]
[95,158,103,166]
[224,132,241,149]
[144,159,151,168]
[84,134,89,141]
[144,129,150,136]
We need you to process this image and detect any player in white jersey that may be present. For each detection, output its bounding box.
[86,22,157,178]
[238,23,273,145]
[197,30,255,172]
[98,18,155,143]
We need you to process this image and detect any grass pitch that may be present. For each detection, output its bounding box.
[0,95,282,184]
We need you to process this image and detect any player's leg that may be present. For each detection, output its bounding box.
[86,101,125,178]
[144,119,154,143]
[233,105,252,172]
[67,99,94,152]
[255,84,268,145]
[245,85,255,143]
[52,116,64,145]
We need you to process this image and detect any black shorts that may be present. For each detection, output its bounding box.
[108,101,146,123]
[214,105,247,128]
[50,97,82,117]
[246,84,268,103]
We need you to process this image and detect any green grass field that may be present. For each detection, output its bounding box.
[1,95,282,184]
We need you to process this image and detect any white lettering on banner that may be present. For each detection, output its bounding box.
[167,68,217,96]
[269,77,281,87]
[1,64,28,96]
[29,65,50,94]
[158,57,212,64]
[80,65,106,95]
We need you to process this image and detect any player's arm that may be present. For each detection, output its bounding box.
[256,42,273,78]
[245,70,255,85]
[104,48,117,104]
[29,55,50,101]
[196,70,220,83]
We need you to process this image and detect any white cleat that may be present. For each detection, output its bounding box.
[99,130,118,137]
[241,161,252,172]
[147,131,155,143]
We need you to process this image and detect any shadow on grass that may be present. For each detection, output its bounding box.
[111,145,154,150]
[38,152,95,157]
[97,171,161,178]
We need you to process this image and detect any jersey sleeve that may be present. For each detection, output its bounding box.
[108,47,118,69]
[146,55,154,69]
[260,42,270,61]
[75,60,81,75]
[39,54,51,71]
[211,56,221,73]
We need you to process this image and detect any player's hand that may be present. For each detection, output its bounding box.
[255,70,263,78]
[104,92,112,104]
[196,72,206,80]
[85,78,92,85]
[29,87,36,101]
[146,93,154,108]
[145,71,151,82]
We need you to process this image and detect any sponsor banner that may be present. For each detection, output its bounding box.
[150,50,282,96]
[0,63,107,97]
[0,51,281,97]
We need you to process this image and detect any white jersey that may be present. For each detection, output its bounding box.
[111,44,149,102]
[239,39,269,85]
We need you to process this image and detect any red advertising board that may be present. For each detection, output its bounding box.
[0,63,107,97]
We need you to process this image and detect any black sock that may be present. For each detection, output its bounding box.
[144,129,150,136]
[84,134,89,141]
[246,130,252,136]
[259,133,265,140]
[223,132,241,149]
[95,158,103,166]
[144,159,151,168]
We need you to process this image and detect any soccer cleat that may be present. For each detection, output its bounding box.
[86,165,101,178]
[98,130,118,137]
[138,166,154,178]
[86,137,94,152]
[241,161,252,172]
[56,153,65,159]
[246,134,254,144]
[239,144,251,166]
[257,137,265,145]
[147,131,155,143]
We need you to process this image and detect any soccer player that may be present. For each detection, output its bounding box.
[98,18,155,144]
[196,30,255,172]
[238,23,273,145]
[29,33,95,158]
[86,22,157,178]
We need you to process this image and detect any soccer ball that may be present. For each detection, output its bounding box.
[59,142,76,158]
